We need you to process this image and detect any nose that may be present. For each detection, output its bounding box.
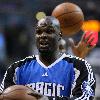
[41,32,48,39]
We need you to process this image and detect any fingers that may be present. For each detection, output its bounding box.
[82,31,93,43]
[28,92,42,99]
[87,37,94,47]
[28,92,49,100]
[81,31,87,41]
[87,44,96,49]
[82,31,97,47]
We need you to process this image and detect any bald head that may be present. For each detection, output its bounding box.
[36,16,61,34]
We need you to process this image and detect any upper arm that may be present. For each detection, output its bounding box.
[71,58,96,100]
[0,56,35,92]
[0,65,16,92]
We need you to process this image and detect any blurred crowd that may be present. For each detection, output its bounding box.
[0,0,100,99]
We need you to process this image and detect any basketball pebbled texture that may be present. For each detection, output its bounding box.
[0,85,38,100]
[52,2,84,36]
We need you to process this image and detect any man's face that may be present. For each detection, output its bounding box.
[35,17,60,53]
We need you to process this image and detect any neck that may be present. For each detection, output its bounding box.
[39,51,60,66]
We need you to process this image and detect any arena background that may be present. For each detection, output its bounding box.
[0,0,100,99]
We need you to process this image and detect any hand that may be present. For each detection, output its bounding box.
[0,92,3,100]
[0,86,48,100]
[69,31,96,58]
[28,91,49,100]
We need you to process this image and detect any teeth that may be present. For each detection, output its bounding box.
[40,44,48,47]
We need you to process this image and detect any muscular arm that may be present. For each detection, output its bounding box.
[0,65,16,92]
[70,57,95,100]
[0,57,31,92]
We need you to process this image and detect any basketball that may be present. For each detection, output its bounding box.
[0,85,38,100]
[52,2,84,37]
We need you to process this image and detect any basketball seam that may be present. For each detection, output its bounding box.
[55,11,83,18]
[60,18,83,28]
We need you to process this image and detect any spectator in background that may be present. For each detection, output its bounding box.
[59,31,96,58]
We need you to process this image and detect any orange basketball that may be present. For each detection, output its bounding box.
[0,85,37,100]
[52,2,84,37]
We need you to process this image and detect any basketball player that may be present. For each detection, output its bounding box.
[0,16,96,100]
[59,31,96,58]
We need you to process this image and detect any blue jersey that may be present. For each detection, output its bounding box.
[0,53,96,99]
[16,54,74,97]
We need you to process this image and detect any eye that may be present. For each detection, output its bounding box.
[46,29,51,34]
[36,29,42,35]
[46,28,55,34]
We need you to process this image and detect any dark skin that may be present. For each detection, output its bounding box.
[35,17,61,66]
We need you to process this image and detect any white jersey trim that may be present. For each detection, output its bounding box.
[35,53,67,69]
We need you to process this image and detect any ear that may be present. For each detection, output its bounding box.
[58,32,62,41]
[59,32,62,37]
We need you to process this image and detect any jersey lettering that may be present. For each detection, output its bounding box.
[27,82,64,96]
